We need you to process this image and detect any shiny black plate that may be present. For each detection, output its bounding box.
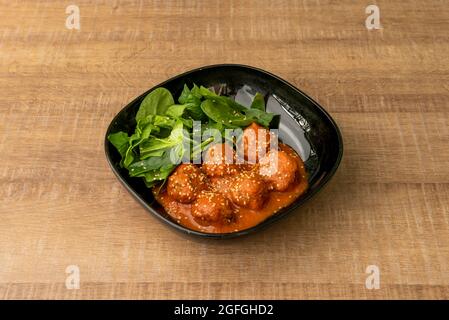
[105,64,343,239]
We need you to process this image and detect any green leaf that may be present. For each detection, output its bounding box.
[179,118,193,129]
[201,98,275,129]
[244,108,275,127]
[107,131,129,158]
[190,84,202,98]
[128,152,173,177]
[250,93,265,111]
[123,149,136,168]
[202,120,223,132]
[136,87,175,121]
[192,136,214,159]
[153,115,176,128]
[166,104,188,118]
[187,104,205,120]
[138,149,165,158]
[178,84,190,104]
[178,85,194,103]
[123,132,140,168]
[140,122,155,139]
[200,99,253,128]
[176,84,205,120]
[139,120,187,157]
[199,86,246,112]
[122,122,158,169]
[179,84,202,104]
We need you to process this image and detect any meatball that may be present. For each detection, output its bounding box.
[259,149,298,191]
[239,122,274,163]
[167,164,208,203]
[202,143,239,177]
[229,171,268,210]
[192,191,234,224]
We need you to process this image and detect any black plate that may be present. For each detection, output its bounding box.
[105,64,343,239]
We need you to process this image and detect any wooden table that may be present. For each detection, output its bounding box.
[1,0,448,300]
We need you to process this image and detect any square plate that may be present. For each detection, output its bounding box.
[105,64,343,239]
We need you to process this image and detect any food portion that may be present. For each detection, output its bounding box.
[240,122,273,162]
[155,141,307,233]
[108,84,308,233]
[166,164,207,204]
[192,191,234,225]
[203,143,239,177]
[260,148,298,192]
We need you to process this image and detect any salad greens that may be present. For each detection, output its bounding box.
[108,84,276,188]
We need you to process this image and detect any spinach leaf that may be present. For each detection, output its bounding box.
[244,108,274,127]
[190,84,202,99]
[199,86,247,112]
[201,99,234,127]
[128,151,173,177]
[107,131,129,158]
[250,92,265,111]
[123,132,139,168]
[186,103,206,120]
[177,84,206,120]
[136,87,174,121]
[192,136,215,158]
[200,87,274,127]
[202,119,224,133]
[141,164,176,188]
[138,149,165,157]
[166,104,188,118]
[178,84,202,105]
[201,99,255,128]
[153,115,176,128]
[122,121,159,168]
[136,116,160,135]
[169,103,202,121]
[139,121,187,158]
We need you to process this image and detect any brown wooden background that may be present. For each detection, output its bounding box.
[0,0,448,299]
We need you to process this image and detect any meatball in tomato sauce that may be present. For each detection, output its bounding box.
[202,143,239,177]
[259,149,298,192]
[239,122,274,162]
[167,164,208,203]
[229,171,268,210]
[192,191,234,225]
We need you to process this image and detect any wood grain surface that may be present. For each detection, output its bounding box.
[1,0,448,299]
